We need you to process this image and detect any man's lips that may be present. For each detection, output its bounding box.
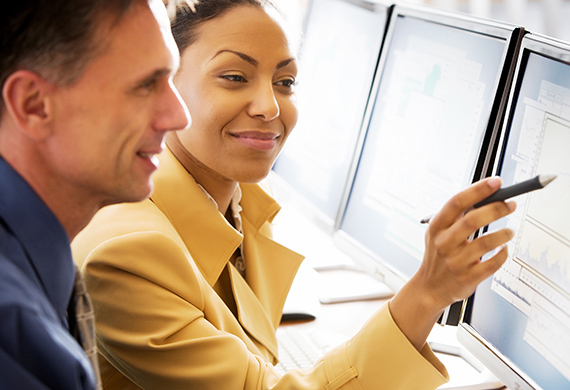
[136,148,163,169]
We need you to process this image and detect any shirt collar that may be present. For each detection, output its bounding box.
[150,148,282,285]
[0,157,75,322]
[165,131,245,232]
[195,182,244,235]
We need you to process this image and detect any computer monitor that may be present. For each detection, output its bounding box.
[334,5,524,291]
[458,33,570,390]
[271,0,392,229]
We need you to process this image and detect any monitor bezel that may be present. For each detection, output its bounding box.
[332,4,524,290]
[270,0,394,232]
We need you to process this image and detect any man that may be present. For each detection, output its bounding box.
[0,1,189,388]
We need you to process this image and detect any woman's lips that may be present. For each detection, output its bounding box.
[229,131,279,151]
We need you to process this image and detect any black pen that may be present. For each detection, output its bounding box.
[420,174,557,224]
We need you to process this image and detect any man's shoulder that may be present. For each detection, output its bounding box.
[0,254,51,314]
[0,254,96,390]
[0,254,63,360]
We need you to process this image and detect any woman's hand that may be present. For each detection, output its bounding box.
[389,177,516,351]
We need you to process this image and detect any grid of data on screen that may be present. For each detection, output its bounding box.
[340,13,508,278]
[272,0,389,224]
[469,48,570,389]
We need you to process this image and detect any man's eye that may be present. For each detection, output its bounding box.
[143,80,159,91]
[133,79,159,95]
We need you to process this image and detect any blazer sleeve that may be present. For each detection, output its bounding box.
[82,230,448,390]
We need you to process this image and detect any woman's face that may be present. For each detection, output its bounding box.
[174,5,298,183]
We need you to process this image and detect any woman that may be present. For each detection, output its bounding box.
[72,0,516,389]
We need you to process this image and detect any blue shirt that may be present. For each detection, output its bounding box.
[0,157,96,389]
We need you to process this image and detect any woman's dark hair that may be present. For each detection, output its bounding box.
[168,0,279,54]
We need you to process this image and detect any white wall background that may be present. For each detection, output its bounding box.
[415,0,570,42]
[280,0,570,44]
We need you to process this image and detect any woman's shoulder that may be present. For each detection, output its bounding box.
[83,199,174,238]
[72,198,186,269]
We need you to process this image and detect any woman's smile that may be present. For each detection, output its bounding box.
[228,130,280,151]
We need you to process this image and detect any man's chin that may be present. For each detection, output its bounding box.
[102,182,154,208]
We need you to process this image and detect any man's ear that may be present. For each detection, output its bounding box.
[2,70,54,140]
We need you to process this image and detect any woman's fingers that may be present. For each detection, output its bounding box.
[451,227,514,282]
[419,177,518,307]
[429,177,503,231]
[433,200,516,256]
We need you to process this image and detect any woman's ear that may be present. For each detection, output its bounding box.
[2,70,54,140]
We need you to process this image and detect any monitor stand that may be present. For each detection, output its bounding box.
[429,327,504,390]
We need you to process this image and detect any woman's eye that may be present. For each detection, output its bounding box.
[220,74,247,83]
[276,78,297,89]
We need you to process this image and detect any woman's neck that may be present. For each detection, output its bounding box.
[166,132,237,216]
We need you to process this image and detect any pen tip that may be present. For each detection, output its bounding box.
[539,174,557,187]
[420,212,435,224]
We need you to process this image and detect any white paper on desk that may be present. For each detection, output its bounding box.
[316,268,394,304]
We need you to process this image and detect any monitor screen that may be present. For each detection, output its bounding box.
[271,0,392,227]
[459,34,570,390]
[335,5,522,288]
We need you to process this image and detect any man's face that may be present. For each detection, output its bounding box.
[47,0,189,206]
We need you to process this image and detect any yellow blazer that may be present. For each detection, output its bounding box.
[72,148,448,389]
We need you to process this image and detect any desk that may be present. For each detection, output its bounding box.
[280,281,507,390]
[282,294,387,336]
[272,185,507,389]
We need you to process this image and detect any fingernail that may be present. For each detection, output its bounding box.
[487,176,502,189]
[507,201,517,212]
[507,228,515,240]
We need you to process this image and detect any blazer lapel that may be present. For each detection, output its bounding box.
[237,184,305,349]
[226,184,304,360]
[150,149,305,361]
[241,217,304,330]
[227,264,280,360]
[150,149,242,286]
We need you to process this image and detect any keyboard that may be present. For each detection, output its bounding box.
[274,327,348,374]
[275,327,502,389]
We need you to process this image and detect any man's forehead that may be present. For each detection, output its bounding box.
[149,0,181,69]
[71,0,179,89]
[98,0,179,71]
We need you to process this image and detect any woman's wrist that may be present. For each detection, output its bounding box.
[389,276,444,351]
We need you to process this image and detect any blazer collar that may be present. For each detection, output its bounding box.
[150,148,293,287]
[150,149,304,357]
[149,148,238,286]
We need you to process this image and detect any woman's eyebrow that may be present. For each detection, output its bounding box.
[210,50,258,66]
[276,58,295,70]
[209,50,296,71]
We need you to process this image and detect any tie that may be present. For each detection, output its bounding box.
[68,266,102,390]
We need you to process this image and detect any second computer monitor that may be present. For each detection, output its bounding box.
[271,0,392,227]
[459,33,570,390]
[336,5,523,288]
